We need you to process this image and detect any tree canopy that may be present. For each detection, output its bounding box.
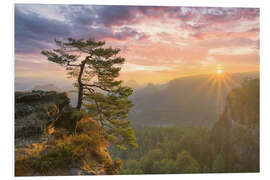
[41,37,137,150]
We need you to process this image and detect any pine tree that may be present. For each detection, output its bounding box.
[41,37,137,150]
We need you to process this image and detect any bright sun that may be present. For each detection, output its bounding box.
[216,69,223,75]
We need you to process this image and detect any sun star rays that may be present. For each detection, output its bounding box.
[195,68,241,117]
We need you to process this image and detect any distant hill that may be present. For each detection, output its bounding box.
[27,72,259,128]
[31,84,61,92]
[128,72,259,128]
[124,80,139,88]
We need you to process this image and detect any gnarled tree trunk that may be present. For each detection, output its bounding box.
[76,60,86,110]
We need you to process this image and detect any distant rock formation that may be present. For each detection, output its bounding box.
[211,78,259,172]
[31,84,61,92]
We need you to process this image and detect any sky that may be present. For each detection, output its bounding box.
[15,4,260,89]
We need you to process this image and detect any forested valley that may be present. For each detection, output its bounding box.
[111,76,259,174]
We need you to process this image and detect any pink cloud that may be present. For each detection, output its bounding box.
[191,28,259,41]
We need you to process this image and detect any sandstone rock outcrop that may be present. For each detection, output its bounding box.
[15,90,70,147]
[15,90,119,176]
[211,78,259,172]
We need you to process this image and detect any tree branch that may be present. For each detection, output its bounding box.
[84,86,95,93]
[82,83,111,92]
